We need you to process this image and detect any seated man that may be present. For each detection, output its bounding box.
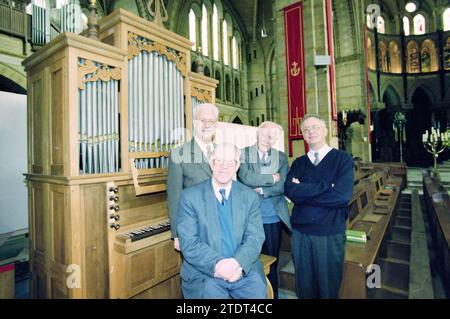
[177,143,267,299]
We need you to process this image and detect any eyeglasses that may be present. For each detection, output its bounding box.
[196,119,217,126]
[302,125,325,134]
[213,159,237,167]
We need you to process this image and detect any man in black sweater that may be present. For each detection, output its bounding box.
[284,114,354,298]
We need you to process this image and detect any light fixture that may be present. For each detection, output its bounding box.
[405,2,417,13]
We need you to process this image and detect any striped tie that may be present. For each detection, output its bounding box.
[313,152,320,165]
[219,188,226,205]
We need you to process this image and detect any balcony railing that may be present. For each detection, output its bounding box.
[0,0,27,39]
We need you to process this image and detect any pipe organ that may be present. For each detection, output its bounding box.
[59,1,83,34]
[31,0,50,45]
[31,0,84,45]
[23,8,217,298]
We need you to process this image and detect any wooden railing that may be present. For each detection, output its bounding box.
[0,1,27,39]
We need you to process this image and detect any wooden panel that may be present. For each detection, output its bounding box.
[51,277,68,299]
[33,184,46,253]
[157,239,181,278]
[132,275,182,299]
[34,269,48,299]
[339,261,367,298]
[127,245,158,294]
[31,77,43,174]
[50,63,64,175]
[118,184,168,226]
[51,186,66,264]
[82,184,109,298]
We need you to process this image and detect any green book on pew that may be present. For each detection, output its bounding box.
[346,230,367,243]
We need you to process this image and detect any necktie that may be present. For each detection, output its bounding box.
[261,153,268,164]
[313,152,320,166]
[219,188,226,205]
[206,144,212,162]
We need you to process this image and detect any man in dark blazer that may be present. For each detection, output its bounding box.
[177,143,266,299]
[238,121,292,299]
[167,103,218,251]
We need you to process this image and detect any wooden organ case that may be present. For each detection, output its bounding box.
[23,8,217,298]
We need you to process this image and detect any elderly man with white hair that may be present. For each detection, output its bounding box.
[167,103,219,251]
[177,143,267,299]
[238,121,292,299]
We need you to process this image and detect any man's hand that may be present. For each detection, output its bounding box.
[173,238,180,251]
[273,173,281,183]
[254,187,263,194]
[227,267,243,283]
[292,177,300,184]
[214,258,241,281]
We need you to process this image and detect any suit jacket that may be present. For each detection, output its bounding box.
[167,139,212,238]
[238,144,292,231]
[177,180,266,299]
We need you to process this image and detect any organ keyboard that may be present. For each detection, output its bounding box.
[120,221,171,242]
[114,218,172,254]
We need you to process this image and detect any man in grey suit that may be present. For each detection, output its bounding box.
[238,121,292,299]
[177,143,267,299]
[167,103,218,251]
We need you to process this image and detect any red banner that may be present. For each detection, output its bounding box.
[284,2,306,157]
[363,26,372,144]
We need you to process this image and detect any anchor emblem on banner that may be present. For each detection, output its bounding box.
[290,61,300,77]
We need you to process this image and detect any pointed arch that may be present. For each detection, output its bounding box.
[406,40,420,73]
[366,35,376,70]
[409,84,436,106]
[421,39,438,72]
[388,41,401,73]
[443,8,450,31]
[215,70,222,100]
[413,13,426,35]
[382,85,401,108]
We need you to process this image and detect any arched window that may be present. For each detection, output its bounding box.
[234,78,240,104]
[377,16,385,33]
[366,36,376,69]
[378,41,388,72]
[407,41,420,73]
[403,16,410,36]
[388,41,401,73]
[201,5,208,56]
[204,66,210,77]
[223,20,229,65]
[225,74,231,101]
[421,39,438,72]
[421,47,430,72]
[213,4,219,60]
[189,9,196,50]
[443,8,450,31]
[413,14,425,35]
[215,71,222,99]
[444,37,450,70]
[232,36,238,69]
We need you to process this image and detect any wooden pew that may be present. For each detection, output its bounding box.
[339,170,402,298]
[354,158,370,184]
[422,170,450,296]
[362,162,407,190]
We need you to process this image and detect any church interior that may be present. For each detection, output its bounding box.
[0,0,449,299]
